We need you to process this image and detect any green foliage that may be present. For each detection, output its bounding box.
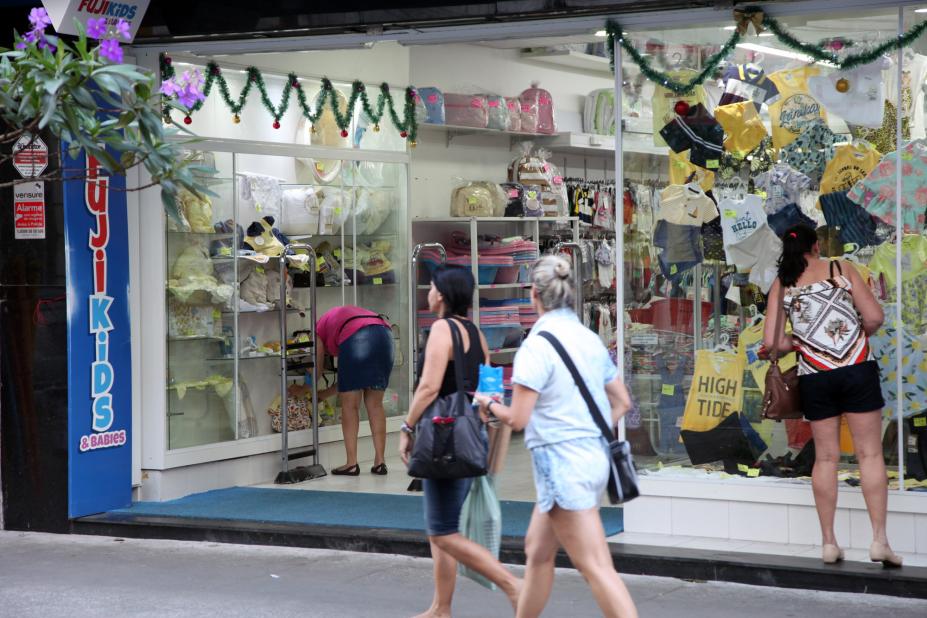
[0,21,210,223]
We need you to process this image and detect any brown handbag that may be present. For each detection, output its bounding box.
[762,281,803,421]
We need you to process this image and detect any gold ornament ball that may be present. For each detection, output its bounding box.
[835,78,850,93]
[233,114,241,124]
[373,124,380,132]
[409,139,417,149]
[310,125,317,133]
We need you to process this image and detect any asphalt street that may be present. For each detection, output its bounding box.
[0,531,925,617]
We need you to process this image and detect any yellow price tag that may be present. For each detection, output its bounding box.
[661,384,675,396]
[335,207,342,215]
[316,162,325,172]
[670,264,678,275]
[255,266,265,274]
[915,417,927,428]
[213,309,221,319]
[467,196,478,205]
[219,246,232,256]
[737,463,749,472]
[373,277,383,285]
[705,159,719,169]
[724,209,737,218]
[843,243,856,253]
[316,256,325,268]
[747,468,760,478]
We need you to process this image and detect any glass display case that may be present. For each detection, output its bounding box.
[164,148,409,451]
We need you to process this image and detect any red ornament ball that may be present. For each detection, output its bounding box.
[400,130,408,138]
[831,40,844,51]
[273,120,281,129]
[183,116,192,125]
[164,56,172,65]
[340,129,349,138]
[673,100,690,116]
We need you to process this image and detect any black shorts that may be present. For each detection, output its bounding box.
[798,360,885,421]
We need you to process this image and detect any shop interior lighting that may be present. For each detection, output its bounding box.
[915,8,927,13]
[735,41,835,66]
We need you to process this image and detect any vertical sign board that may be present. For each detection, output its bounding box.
[64,145,132,518]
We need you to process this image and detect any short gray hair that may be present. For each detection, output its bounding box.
[531,255,574,312]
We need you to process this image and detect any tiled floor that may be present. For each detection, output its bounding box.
[252,433,539,502]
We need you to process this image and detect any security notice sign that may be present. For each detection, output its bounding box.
[12,133,49,178]
[13,181,46,239]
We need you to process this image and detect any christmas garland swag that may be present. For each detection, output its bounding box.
[606,5,927,94]
[159,54,418,143]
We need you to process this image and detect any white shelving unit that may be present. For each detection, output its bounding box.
[411,216,579,359]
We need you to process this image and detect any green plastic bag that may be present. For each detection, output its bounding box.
[458,475,502,590]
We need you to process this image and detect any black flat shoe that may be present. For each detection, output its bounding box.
[331,464,360,476]
[371,463,388,475]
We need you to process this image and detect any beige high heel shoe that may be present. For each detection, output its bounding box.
[822,543,844,564]
[870,542,903,568]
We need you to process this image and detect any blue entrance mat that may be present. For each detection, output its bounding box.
[113,487,623,538]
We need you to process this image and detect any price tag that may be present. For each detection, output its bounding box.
[335,207,342,215]
[747,468,760,477]
[737,463,749,473]
[915,417,927,428]
[661,384,676,396]
[213,309,221,319]
[724,209,737,218]
[316,162,326,172]
[373,277,383,285]
[219,246,232,256]
[670,264,678,275]
[705,159,719,169]
[255,266,265,274]
[468,196,478,205]
[316,256,325,268]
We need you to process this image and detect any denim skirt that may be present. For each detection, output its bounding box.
[337,325,394,392]
[530,436,609,513]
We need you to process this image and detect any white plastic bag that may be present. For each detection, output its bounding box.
[458,476,502,590]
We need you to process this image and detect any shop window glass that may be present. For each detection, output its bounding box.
[620,8,919,488]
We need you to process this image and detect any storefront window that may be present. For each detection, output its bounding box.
[620,8,927,490]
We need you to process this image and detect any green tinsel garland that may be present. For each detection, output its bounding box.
[605,11,927,95]
[159,55,418,142]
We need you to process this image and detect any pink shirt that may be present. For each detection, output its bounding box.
[316,306,390,356]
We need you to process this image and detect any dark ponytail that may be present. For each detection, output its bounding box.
[777,224,818,287]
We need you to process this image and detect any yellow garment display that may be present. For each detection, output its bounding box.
[669,151,715,192]
[652,69,708,147]
[737,320,797,393]
[818,143,882,200]
[868,234,927,288]
[681,350,745,432]
[768,66,829,149]
[715,101,767,157]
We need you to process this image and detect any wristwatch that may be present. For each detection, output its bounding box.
[400,421,415,435]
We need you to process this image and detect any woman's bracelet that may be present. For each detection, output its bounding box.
[400,421,415,435]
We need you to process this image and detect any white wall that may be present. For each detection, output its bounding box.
[408,43,616,218]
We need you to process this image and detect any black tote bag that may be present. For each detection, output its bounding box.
[407,320,488,480]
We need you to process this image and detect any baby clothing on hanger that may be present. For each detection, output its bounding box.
[724,223,782,293]
[718,194,766,247]
[819,142,883,198]
[669,151,715,192]
[719,63,781,111]
[652,69,709,147]
[714,100,768,157]
[766,202,818,237]
[754,164,813,215]
[658,183,719,226]
[767,66,829,149]
[848,100,910,154]
[819,191,882,248]
[779,119,838,182]
[846,139,927,232]
[660,103,725,168]
[808,57,891,129]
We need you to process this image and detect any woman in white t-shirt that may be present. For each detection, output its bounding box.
[474,256,638,618]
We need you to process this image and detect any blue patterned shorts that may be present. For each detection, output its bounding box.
[530,436,609,513]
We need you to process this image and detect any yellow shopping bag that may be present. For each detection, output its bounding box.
[737,319,797,393]
[681,350,745,432]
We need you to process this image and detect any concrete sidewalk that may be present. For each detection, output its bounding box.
[1,532,926,617]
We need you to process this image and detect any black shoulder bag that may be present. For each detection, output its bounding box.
[538,331,639,504]
[407,319,488,480]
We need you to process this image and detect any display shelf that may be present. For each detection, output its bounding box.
[419,122,554,144]
[413,216,577,223]
[519,49,612,75]
[541,131,669,157]
[208,353,280,361]
[222,307,306,315]
[168,231,235,239]
[168,335,224,342]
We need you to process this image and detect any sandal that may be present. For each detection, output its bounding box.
[331,464,360,476]
[371,463,388,475]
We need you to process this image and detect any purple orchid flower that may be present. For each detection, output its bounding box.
[86,17,107,40]
[98,38,123,64]
[28,7,52,31]
[115,19,131,41]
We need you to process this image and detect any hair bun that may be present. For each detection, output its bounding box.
[554,258,570,279]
